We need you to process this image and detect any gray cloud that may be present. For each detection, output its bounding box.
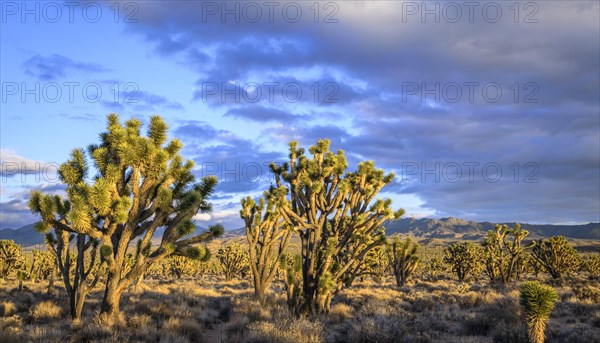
[22,54,110,80]
[9,1,596,225]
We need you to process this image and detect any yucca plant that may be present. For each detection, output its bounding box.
[519,281,558,343]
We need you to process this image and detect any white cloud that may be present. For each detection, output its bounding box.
[192,213,212,221]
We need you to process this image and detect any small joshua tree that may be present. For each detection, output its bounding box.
[0,240,25,282]
[530,236,581,279]
[279,252,302,312]
[481,224,529,284]
[520,281,558,343]
[387,236,420,287]
[425,257,445,280]
[444,242,482,282]
[28,249,55,281]
[216,243,250,281]
[242,192,293,303]
[581,253,600,279]
[347,245,390,285]
[167,252,208,279]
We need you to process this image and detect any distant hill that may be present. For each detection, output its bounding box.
[383,217,600,241]
[0,224,209,247]
[1,218,598,247]
[0,224,43,246]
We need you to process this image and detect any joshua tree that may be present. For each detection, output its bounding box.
[271,139,404,315]
[216,243,250,281]
[530,236,581,279]
[481,224,529,284]
[581,253,600,279]
[520,281,558,343]
[347,245,390,285]
[29,114,223,319]
[444,242,482,281]
[241,192,293,302]
[167,253,208,279]
[425,257,445,280]
[28,249,55,281]
[387,236,420,287]
[0,240,25,282]
[279,252,302,312]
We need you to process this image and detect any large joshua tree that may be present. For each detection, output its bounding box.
[271,139,404,315]
[241,191,293,303]
[29,114,223,318]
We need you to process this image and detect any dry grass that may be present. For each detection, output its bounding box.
[30,300,63,322]
[0,272,599,343]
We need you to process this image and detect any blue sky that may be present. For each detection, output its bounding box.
[1,0,599,229]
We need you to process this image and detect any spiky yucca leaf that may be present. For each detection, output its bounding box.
[520,281,558,343]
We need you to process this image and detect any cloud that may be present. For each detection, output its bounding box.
[0,199,36,229]
[22,54,110,80]
[223,105,299,123]
[175,120,284,196]
[100,86,185,113]
[0,149,59,180]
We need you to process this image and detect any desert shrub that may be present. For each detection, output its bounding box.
[572,285,600,303]
[246,316,323,343]
[0,300,17,317]
[163,317,204,341]
[31,300,63,322]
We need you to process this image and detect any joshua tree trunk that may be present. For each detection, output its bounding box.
[47,263,55,295]
[100,278,124,317]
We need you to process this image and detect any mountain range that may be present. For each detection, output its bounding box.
[3,218,597,247]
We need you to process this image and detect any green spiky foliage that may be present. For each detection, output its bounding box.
[425,257,445,280]
[481,224,529,284]
[279,252,302,311]
[348,245,391,285]
[28,249,55,281]
[271,139,404,315]
[530,236,581,279]
[241,192,293,303]
[0,240,25,281]
[444,242,482,282]
[28,114,223,318]
[520,281,558,343]
[581,253,600,279]
[216,243,250,281]
[388,236,420,287]
[166,252,209,279]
